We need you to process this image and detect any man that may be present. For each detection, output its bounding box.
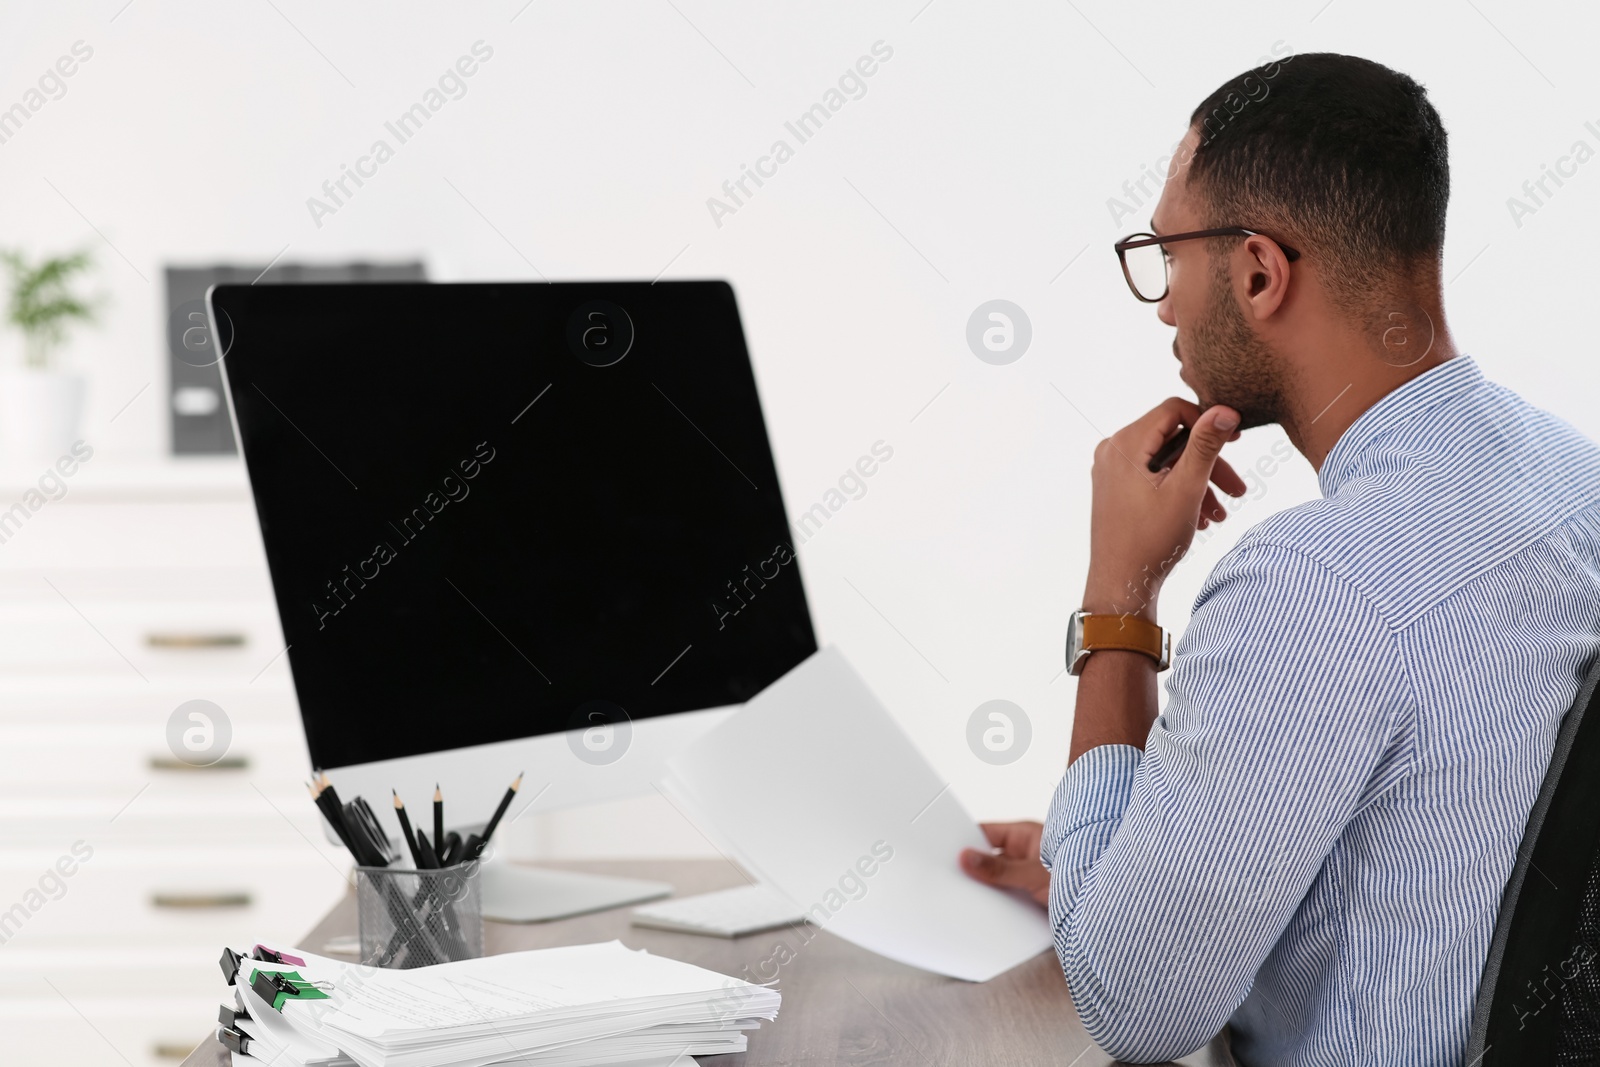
[959,53,1600,1065]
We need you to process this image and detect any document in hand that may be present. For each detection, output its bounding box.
[224,940,779,1067]
[659,644,1052,982]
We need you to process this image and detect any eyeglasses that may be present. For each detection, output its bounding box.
[1113,228,1302,303]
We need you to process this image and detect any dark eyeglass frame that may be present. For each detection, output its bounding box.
[1113,228,1302,303]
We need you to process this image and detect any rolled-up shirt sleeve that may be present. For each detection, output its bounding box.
[1039,541,1414,1063]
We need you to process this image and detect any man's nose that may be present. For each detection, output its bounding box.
[1156,292,1176,327]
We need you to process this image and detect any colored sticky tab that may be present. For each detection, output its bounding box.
[253,944,307,967]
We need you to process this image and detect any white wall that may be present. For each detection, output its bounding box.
[2,0,1597,851]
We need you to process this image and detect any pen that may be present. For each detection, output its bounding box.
[393,791,426,869]
[344,799,390,867]
[408,835,470,961]
[433,785,445,865]
[415,830,440,870]
[1148,425,1190,473]
[472,772,522,859]
[334,781,391,867]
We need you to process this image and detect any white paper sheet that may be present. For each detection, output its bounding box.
[318,942,767,1039]
[660,645,1052,982]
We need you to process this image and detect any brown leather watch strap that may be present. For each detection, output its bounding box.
[1080,613,1167,667]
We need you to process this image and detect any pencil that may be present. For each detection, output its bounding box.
[473,772,523,858]
[317,772,343,810]
[433,785,445,864]
[392,791,425,869]
[308,780,355,856]
[311,780,365,861]
[318,774,366,852]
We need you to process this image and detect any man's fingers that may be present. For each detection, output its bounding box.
[959,848,1045,891]
[1172,405,1239,492]
[977,821,1040,856]
[1133,398,1202,460]
[1210,456,1248,498]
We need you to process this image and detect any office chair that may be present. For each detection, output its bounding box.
[1467,647,1600,1064]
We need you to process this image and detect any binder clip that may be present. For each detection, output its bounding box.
[252,969,333,1011]
[217,1026,251,1055]
[219,947,244,985]
[219,1003,250,1028]
[253,944,306,967]
[252,970,300,1011]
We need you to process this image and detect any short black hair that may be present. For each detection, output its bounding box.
[1185,52,1449,316]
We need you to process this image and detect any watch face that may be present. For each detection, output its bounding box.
[1066,610,1086,673]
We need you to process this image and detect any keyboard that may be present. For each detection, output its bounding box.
[629,883,807,938]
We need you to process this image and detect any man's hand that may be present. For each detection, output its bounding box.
[1083,399,1246,619]
[959,821,1049,907]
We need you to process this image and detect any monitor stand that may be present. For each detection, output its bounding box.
[478,853,673,922]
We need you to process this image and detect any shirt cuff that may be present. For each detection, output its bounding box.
[1040,743,1143,874]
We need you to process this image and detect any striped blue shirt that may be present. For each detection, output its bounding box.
[1041,355,1600,1065]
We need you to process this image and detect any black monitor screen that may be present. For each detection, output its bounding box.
[212,281,817,770]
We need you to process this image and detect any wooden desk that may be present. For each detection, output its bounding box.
[180,858,1233,1066]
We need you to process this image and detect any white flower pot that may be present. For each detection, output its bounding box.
[0,370,87,459]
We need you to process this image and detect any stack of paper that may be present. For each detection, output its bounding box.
[219,940,779,1067]
[659,645,1052,982]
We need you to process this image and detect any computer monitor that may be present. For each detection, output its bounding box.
[210,280,817,918]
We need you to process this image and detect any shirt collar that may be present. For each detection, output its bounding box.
[1316,355,1484,498]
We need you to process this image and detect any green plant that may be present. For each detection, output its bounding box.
[0,248,97,370]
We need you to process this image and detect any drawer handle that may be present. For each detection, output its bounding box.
[152,1041,198,1060]
[151,891,252,909]
[146,632,247,649]
[149,755,249,772]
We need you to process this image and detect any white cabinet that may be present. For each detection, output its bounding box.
[0,459,347,1067]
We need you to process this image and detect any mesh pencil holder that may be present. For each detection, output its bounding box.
[356,860,483,969]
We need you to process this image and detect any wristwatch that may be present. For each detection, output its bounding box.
[1065,609,1171,675]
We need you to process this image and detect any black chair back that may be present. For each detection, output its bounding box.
[1468,648,1600,1063]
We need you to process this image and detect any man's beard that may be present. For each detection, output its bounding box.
[1182,260,1286,432]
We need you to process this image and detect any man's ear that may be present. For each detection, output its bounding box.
[1241,234,1292,319]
